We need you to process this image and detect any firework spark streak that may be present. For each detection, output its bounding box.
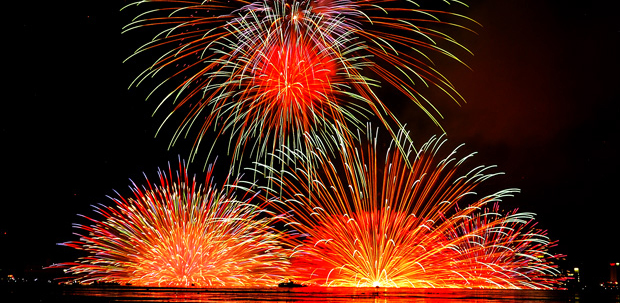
[258,129,562,289]
[122,0,476,169]
[55,162,288,287]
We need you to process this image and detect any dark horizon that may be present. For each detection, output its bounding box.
[2,0,619,289]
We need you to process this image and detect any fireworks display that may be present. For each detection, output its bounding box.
[258,129,562,289]
[122,0,475,168]
[56,162,288,287]
[53,0,567,290]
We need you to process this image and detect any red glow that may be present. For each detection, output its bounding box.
[254,42,335,110]
[229,37,341,143]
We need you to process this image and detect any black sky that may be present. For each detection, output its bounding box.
[2,0,619,285]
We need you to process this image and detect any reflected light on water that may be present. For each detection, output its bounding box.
[61,286,572,303]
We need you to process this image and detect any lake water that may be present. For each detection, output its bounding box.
[3,285,619,302]
[58,286,617,303]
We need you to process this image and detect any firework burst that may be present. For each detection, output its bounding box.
[122,0,476,169]
[56,162,288,287]
[259,129,562,289]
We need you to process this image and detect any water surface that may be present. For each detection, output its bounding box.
[62,286,571,302]
[4,285,618,302]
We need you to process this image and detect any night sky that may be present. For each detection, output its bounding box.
[3,0,619,285]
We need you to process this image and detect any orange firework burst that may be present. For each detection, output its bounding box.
[259,129,563,289]
[56,162,288,286]
[122,0,476,170]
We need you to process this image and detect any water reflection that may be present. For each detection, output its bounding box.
[62,286,572,303]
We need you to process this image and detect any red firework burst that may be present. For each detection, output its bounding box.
[122,0,475,169]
